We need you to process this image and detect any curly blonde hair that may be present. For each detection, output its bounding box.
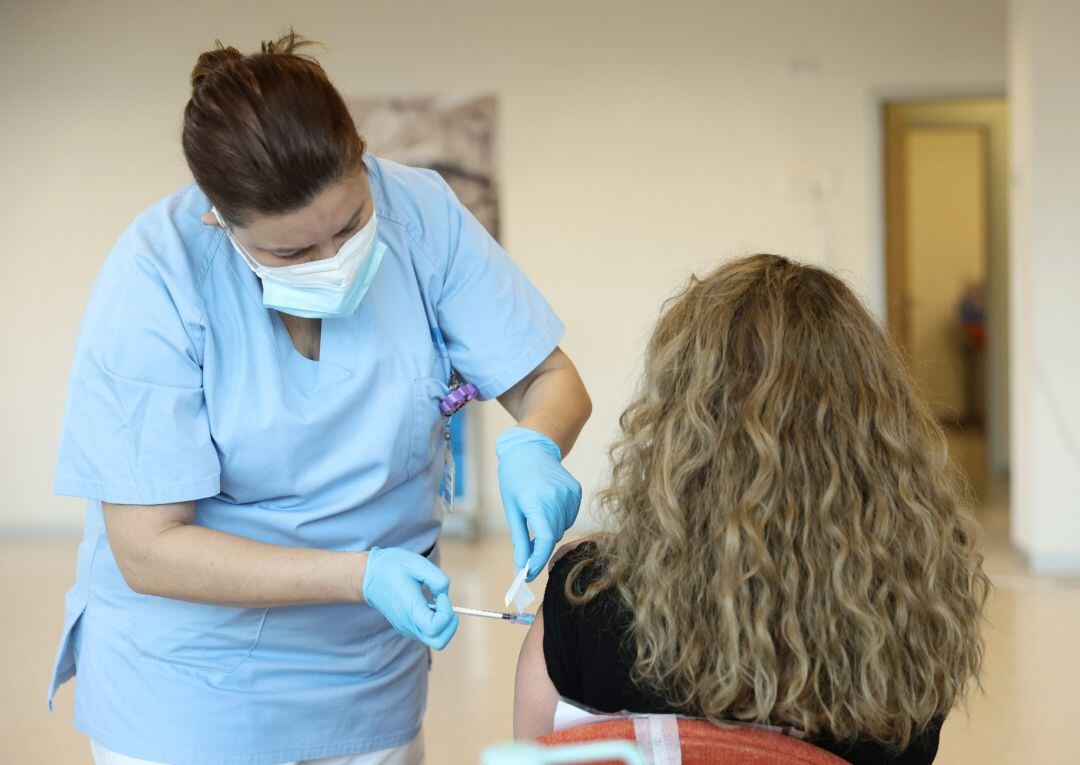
[568,254,988,750]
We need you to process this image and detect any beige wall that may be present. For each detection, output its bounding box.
[1008,0,1080,572]
[0,0,1008,533]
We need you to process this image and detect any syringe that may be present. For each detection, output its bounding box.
[427,602,535,626]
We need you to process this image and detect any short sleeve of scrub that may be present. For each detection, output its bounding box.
[54,231,220,505]
[424,173,564,399]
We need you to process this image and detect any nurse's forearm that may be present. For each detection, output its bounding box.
[104,501,366,607]
[144,525,366,607]
[498,347,591,456]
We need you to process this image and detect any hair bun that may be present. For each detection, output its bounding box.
[190,31,321,95]
[261,30,320,57]
[190,43,244,94]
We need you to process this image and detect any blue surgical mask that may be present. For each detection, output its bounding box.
[214,207,386,319]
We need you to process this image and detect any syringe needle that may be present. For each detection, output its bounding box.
[426,602,534,625]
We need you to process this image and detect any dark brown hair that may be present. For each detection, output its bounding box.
[182,31,365,225]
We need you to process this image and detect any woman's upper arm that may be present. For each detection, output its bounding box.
[103,500,194,592]
[513,607,561,740]
[495,347,575,418]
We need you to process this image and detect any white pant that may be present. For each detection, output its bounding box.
[90,732,424,765]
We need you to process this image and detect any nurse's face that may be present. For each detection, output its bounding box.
[201,168,374,268]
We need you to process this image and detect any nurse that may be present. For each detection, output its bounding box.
[49,33,590,765]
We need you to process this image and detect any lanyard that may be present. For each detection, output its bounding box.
[436,372,478,517]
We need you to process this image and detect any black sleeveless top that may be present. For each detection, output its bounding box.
[541,543,942,765]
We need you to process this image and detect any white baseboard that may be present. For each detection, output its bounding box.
[0,521,83,538]
[1016,546,1080,575]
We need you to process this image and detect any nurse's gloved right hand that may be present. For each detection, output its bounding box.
[362,547,459,650]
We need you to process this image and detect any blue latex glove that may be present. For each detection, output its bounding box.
[362,547,459,650]
[496,427,582,581]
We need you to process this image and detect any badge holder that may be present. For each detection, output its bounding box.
[437,373,478,518]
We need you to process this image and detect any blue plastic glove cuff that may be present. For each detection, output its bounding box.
[361,546,383,604]
[495,426,563,461]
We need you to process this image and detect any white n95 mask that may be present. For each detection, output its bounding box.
[213,206,385,320]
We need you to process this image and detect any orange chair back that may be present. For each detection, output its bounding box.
[538,718,851,765]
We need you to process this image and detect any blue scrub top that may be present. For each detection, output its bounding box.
[49,156,564,765]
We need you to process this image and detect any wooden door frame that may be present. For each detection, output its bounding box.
[882,96,1011,477]
[885,110,993,353]
[883,98,1004,352]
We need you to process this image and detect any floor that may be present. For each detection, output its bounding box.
[3,430,1079,763]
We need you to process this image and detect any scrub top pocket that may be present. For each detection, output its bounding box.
[126,596,268,674]
[407,377,449,480]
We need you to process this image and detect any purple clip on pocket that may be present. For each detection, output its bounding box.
[439,382,478,417]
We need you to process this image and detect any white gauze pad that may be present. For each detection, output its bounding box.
[503,566,536,611]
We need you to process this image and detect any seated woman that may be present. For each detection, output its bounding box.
[514,254,988,764]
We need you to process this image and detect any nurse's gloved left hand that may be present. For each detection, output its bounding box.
[497,426,582,582]
[362,547,459,650]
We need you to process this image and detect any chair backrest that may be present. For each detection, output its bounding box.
[538,718,851,765]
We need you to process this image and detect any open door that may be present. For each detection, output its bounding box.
[884,98,1009,500]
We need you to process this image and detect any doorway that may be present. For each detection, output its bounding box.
[883,98,1009,514]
